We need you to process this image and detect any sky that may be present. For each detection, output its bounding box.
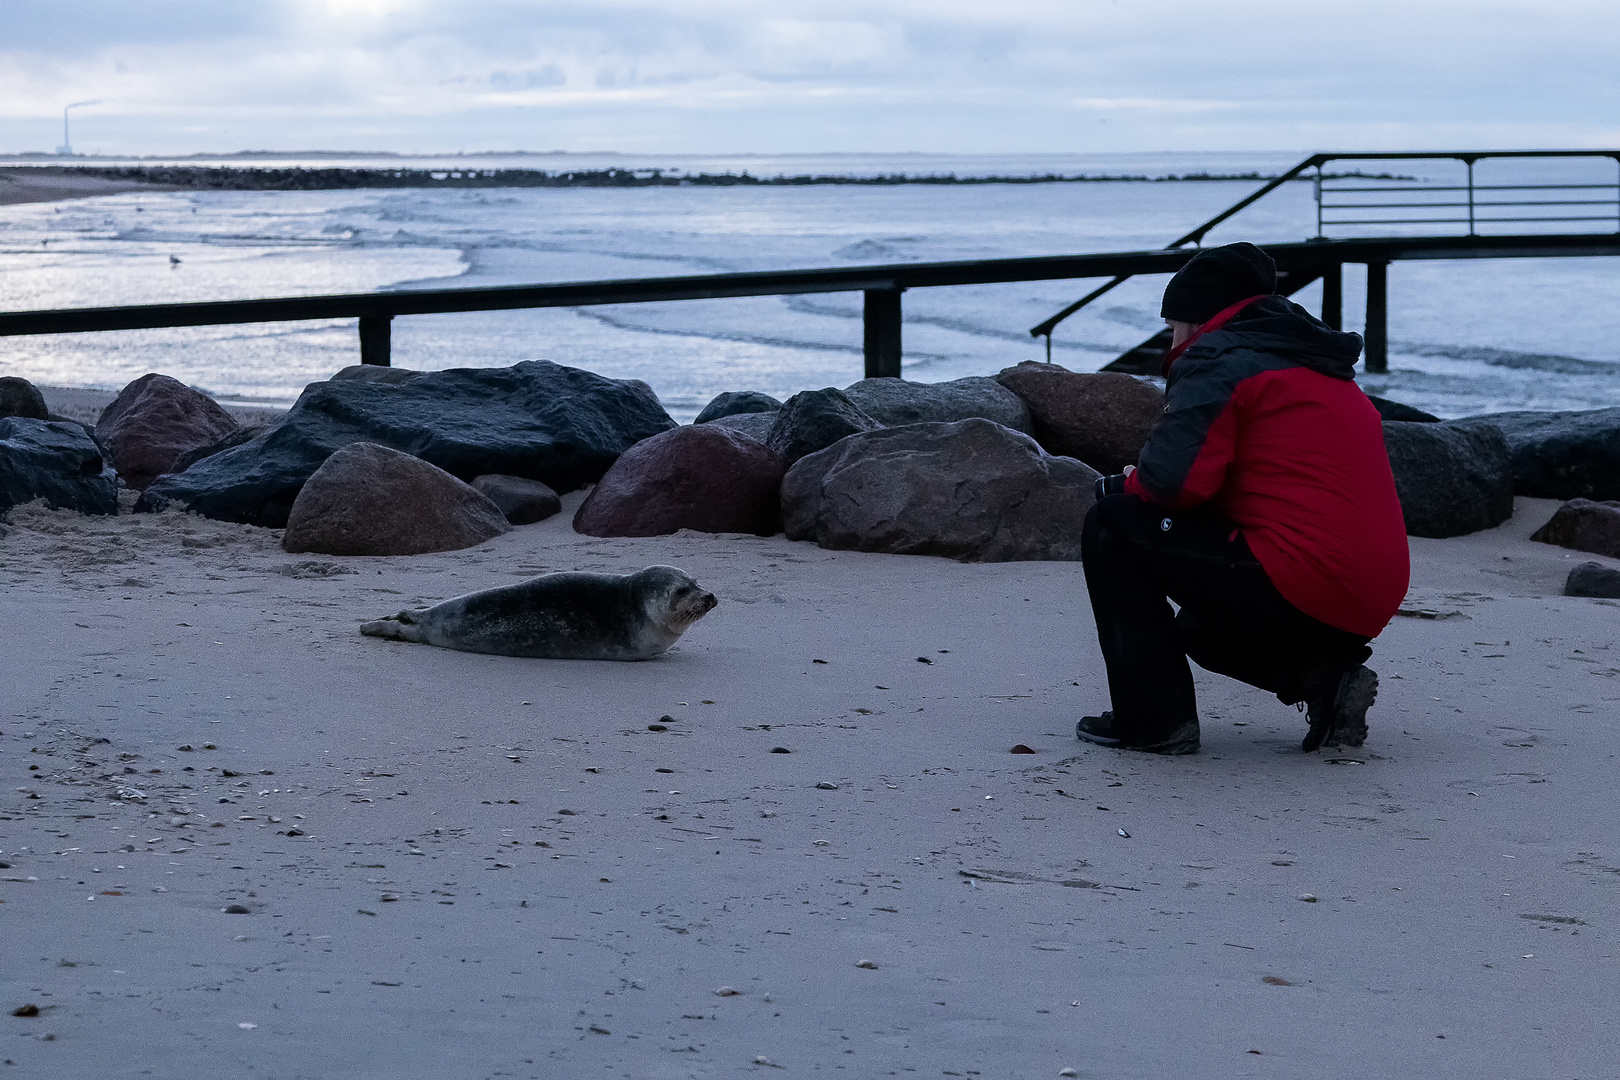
[1,0,1616,157]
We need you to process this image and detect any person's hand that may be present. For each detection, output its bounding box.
[1093,465,1136,501]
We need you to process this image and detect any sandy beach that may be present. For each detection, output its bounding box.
[3,416,1618,1080]
[0,167,179,207]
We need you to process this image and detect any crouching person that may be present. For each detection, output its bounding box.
[1078,243,1409,755]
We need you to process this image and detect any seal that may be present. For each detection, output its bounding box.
[360,565,717,660]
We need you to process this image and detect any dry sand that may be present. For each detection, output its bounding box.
[1,474,1617,1078]
[0,168,178,207]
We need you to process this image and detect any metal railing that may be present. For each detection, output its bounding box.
[1314,152,1620,236]
[1030,150,1620,349]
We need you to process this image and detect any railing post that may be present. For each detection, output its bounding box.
[863,288,903,379]
[1321,262,1343,330]
[1364,261,1388,374]
[359,314,393,366]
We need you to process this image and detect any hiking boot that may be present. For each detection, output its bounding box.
[1302,665,1378,752]
[1077,712,1200,755]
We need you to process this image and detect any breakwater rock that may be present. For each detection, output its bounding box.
[95,373,239,490]
[138,361,674,527]
[1530,498,1620,560]
[575,424,785,537]
[0,417,118,516]
[994,363,1163,474]
[1382,421,1514,539]
[782,418,1098,562]
[1455,406,1620,501]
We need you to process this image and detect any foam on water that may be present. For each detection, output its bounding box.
[1,152,1615,420]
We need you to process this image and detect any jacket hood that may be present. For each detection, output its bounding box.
[1199,295,1363,380]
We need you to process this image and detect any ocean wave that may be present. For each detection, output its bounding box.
[1396,342,1618,376]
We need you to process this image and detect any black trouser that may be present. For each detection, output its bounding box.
[1081,494,1372,745]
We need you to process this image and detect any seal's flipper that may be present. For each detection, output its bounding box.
[360,610,430,643]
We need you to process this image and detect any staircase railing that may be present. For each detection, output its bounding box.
[1030,149,1620,360]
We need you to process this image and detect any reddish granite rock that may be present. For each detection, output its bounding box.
[994,363,1164,474]
[1530,498,1620,559]
[574,424,786,537]
[282,442,509,556]
[95,373,238,490]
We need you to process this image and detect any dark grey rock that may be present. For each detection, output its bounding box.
[1565,561,1620,599]
[282,442,509,556]
[1366,395,1439,423]
[169,422,273,476]
[840,376,1032,433]
[0,417,119,516]
[1453,406,1620,500]
[1382,421,1514,538]
[328,364,425,386]
[781,418,1099,562]
[1530,498,1620,559]
[95,374,239,490]
[694,390,782,424]
[766,388,881,466]
[137,361,675,527]
[471,474,562,525]
[0,377,49,421]
[706,411,777,443]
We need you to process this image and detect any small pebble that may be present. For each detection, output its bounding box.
[177,744,194,752]
[815,782,838,790]
[285,828,304,836]
[1060,1070,1079,1078]
[202,743,217,750]
[168,817,189,827]
[11,1005,39,1018]
[659,715,675,723]
[916,656,933,664]
[237,1022,257,1030]
[1298,893,1318,903]
[223,904,251,915]
[715,986,741,996]
[1010,744,1037,754]
[1117,828,1130,838]
[854,959,877,969]
[648,724,667,732]
[770,747,791,754]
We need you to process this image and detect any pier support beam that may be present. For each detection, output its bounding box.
[359,314,393,366]
[1363,261,1388,374]
[863,288,903,379]
[1321,262,1343,331]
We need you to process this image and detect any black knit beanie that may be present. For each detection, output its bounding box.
[1160,242,1277,324]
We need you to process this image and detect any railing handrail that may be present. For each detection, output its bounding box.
[1028,149,1620,345]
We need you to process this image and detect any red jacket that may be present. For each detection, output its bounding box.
[1123,295,1409,637]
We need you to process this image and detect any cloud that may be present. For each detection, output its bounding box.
[0,0,1614,153]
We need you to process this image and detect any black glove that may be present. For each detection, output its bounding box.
[1094,473,1129,500]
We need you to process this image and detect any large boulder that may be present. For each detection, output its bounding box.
[281,442,509,556]
[1530,498,1620,559]
[1382,421,1514,539]
[766,387,881,466]
[694,390,782,424]
[1453,406,1620,500]
[840,376,1033,433]
[137,361,675,527]
[781,418,1099,562]
[0,417,118,515]
[0,377,50,421]
[471,474,562,525]
[1366,395,1439,423]
[1565,561,1620,599]
[94,373,240,490]
[994,363,1164,474]
[707,411,777,443]
[574,424,785,537]
[169,422,273,477]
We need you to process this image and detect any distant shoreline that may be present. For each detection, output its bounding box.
[0,166,179,206]
[6,164,1414,194]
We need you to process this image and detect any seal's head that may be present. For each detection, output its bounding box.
[632,565,718,635]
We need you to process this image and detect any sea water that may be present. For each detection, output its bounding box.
[0,151,1615,421]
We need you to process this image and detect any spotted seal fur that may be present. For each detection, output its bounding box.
[360,565,716,660]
